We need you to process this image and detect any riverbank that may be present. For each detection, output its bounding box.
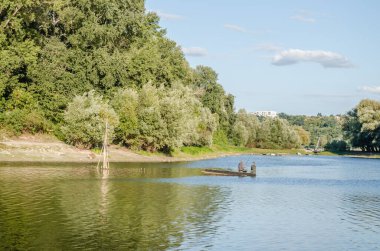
[1,135,378,163]
[0,135,309,163]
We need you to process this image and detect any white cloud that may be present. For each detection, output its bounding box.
[255,43,282,52]
[359,86,380,94]
[182,47,208,57]
[224,24,248,33]
[304,93,357,98]
[155,10,184,20]
[290,10,316,23]
[272,49,353,68]
[291,15,315,23]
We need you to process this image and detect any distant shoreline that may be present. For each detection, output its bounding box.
[0,135,379,163]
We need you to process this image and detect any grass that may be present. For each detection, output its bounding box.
[170,144,308,159]
[180,146,214,155]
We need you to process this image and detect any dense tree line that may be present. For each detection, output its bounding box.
[280,99,380,153]
[231,110,301,149]
[279,113,343,147]
[0,0,305,152]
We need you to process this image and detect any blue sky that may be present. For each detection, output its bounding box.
[145,0,380,115]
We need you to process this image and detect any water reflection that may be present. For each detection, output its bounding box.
[1,156,380,250]
[0,164,229,250]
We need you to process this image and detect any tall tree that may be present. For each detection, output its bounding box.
[192,66,235,139]
[343,99,380,152]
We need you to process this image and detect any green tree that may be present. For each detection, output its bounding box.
[231,109,259,147]
[256,117,300,149]
[343,99,380,152]
[0,0,48,111]
[61,91,119,149]
[293,126,310,146]
[111,88,139,147]
[192,66,235,139]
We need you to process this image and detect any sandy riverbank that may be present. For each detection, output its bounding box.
[3,135,376,163]
[0,135,249,163]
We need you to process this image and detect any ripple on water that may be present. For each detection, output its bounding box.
[0,157,380,250]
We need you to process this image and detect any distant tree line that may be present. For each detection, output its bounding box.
[278,113,343,147]
[231,110,302,149]
[279,99,380,153]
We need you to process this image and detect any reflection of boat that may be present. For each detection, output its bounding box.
[202,169,256,177]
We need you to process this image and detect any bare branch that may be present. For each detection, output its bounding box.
[1,5,22,30]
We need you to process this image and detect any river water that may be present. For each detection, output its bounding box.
[0,155,379,250]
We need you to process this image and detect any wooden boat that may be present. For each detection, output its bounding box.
[202,169,256,177]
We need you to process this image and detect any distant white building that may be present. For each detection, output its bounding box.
[251,111,277,118]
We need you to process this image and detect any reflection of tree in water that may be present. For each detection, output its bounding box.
[58,167,230,250]
[0,167,69,250]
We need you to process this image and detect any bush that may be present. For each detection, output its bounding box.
[325,140,349,152]
[0,109,50,135]
[0,88,51,135]
[112,84,218,152]
[61,91,119,149]
[212,129,228,146]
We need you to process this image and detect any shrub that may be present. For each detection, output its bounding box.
[325,140,349,152]
[61,91,119,149]
[1,109,50,135]
[0,88,51,135]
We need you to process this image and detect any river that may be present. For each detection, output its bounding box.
[0,155,379,250]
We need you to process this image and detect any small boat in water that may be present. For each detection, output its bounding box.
[202,169,256,177]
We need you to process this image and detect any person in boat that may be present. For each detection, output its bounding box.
[238,160,246,172]
[251,161,256,175]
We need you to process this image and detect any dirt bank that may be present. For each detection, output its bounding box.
[0,135,244,163]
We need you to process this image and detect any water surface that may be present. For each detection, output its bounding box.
[0,156,379,250]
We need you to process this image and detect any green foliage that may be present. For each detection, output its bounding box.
[180,146,213,155]
[1,0,231,153]
[212,129,229,146]
[112,83,217,152]
[192,66,235,138]
[256,117,300,149]
[357,99,380,131]
[343,99,380,152]
[231,109,259,147]
[0,88,50,134]
[280,113,343,146]
[231,110,300,149]
[61,91,119,149]
[0,109,49,135]
[324,140,349,152]
[293,126,310,146]
[111,88,139,147]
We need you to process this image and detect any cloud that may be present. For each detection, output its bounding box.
[224,24,248,33]
[155,10,184,20]
[290,10,316,23]
[272,49,353,68]
[291,15,315,23]
[182,47,208,57]
[255,43,282,52]
[304,93,357,99]
[359,86,380,94]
